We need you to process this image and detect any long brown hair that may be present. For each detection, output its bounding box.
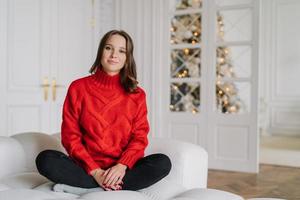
[89,30,138,93]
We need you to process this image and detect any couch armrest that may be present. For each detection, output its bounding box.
[11,132,65,172]
[0,137,26,179]
[146,138,208,190]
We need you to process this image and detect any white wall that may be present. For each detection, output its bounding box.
[259,0,300,136]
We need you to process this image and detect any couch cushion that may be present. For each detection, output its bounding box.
[0,189,60,200]
[248,199,285,200]
[139,178,186,200]
[80,190,151,200]
[0,137,26,178]
[172,188,244,200]
[12,132,66,172]
[0,183,10,192]
[0,172,48,189]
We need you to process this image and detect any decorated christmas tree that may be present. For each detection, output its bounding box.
[170,0,244,114]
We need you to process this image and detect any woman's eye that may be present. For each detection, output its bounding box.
[120,50,126,54]
[105,46,111,50]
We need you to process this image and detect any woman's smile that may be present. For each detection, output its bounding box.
[107,60,119,65]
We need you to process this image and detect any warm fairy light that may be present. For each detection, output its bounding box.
[192,109,198,114]
[216,80,221,85]
[218,90,223,95]
[219,57,225,63]
[193,32,199,36]
[225,87,230,92]
[224,48,229,55]
[170,27,174,32]
[229,106,237,113]
[192,40,196,44]
[170,39,174,44]
[178,70,188,78]
[184,48,189,55]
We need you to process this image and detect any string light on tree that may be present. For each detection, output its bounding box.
[184,48,189,55]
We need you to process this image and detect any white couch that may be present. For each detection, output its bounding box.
[0,132,244,200]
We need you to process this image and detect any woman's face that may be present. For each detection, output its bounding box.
[101,34,127,76]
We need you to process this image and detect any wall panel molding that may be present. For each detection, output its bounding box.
[270,107,300,135]
[7,0,42,92]
[261,0,300,136]
[7,105,41,136]
[214,125,250,161]
[273,1,300,101]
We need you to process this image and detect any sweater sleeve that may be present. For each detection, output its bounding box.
[61,82,100,175]
[118,89,150,169]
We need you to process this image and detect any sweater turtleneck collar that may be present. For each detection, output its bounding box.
[91,68,123,90]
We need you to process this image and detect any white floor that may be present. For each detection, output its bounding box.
[260,135,300,168]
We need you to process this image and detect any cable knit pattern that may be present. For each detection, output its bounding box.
[61,69,150,175]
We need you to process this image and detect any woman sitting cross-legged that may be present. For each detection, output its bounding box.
[35,30,171,194]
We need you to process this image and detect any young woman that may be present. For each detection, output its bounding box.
[35,30,171,193]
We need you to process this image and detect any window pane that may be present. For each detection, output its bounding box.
[216,81,250,114]
[171,48,201,78]
[171,13,201,44]
[175,0,202,10]
[217,46,251,78]
[170,82,200,113]
[216,9,252,42]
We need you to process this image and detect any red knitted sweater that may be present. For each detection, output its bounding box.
[61,69,150,175]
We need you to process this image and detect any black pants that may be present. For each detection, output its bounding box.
[35,150,171,191]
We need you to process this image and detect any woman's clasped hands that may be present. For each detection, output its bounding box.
[91,163,127,191]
